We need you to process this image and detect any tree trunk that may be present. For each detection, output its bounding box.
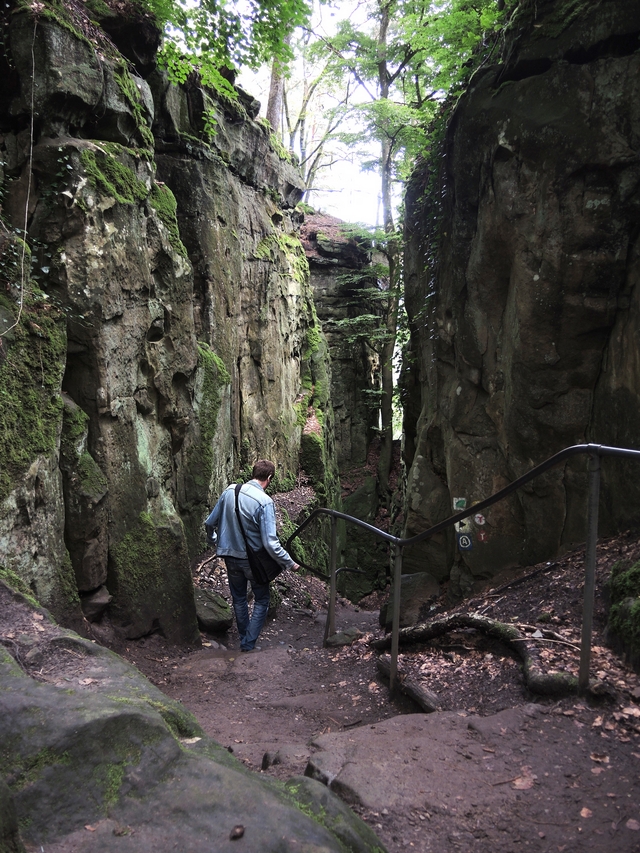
[375,1,399,500]
[266,34,291,131]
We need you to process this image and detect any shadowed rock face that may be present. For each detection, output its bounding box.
[0,4,324,640]
[403,0,640,592]
[301,212,380,469]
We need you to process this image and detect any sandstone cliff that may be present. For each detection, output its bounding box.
[403,0,640,595]
[0,0,331,639]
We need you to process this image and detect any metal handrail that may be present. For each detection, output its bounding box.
[286,443,640,694]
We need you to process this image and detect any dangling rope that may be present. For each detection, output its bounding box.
[1,16,38,339]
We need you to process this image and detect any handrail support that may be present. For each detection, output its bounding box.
[389,544,403,696]
[579,451,601,693]
[323,515,338,646]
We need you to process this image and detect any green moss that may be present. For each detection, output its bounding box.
[191,343,230,496]
[114,65,155,149]
[253,236,276,261]
[11,748,71,792]
[76,451,108,498]
[57,551,81,608]
[15,0,98,54]
[269,133,293,163]
[0,297,66,502]
[103,761,126,809]
[60,403,89,460]
[146,699,202,739]
[0,234,31,288]
[80,148,148,205]
[111,512,162,600]
[60,401,107,501]
[303,323,321,359]
[529,0,592,40]
[149,183,188,259]
[300,432,325,485]
[606,558,640,666]
[608,559,640,600]
[0,566,40,606]
[278,233,309,285]
[253,233,309,286]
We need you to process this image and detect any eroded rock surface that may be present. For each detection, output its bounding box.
[0,1,331,640]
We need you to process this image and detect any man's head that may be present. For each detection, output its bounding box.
[252,459,275,483]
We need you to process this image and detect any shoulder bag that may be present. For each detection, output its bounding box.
[234,484,284,584]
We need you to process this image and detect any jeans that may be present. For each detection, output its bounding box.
[225,557,270,651]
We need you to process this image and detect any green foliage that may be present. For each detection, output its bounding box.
[152,0,311,95]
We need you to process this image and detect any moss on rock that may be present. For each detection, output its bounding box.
[149,183,188,258]
[192,343,230,493]
[80,148,148,205]
[0,295,66,502]
[606,559,640,670]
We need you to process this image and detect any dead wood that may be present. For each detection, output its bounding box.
[377,655,441,712]
[372,614,579,697]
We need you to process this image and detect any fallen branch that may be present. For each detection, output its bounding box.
[372,613,579,697]
[377,655,440,712]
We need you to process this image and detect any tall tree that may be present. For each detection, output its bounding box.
[309,0,511,499]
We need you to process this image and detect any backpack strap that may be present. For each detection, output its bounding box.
[234,483,252,554]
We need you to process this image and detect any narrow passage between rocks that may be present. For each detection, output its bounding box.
[119,541,640,853]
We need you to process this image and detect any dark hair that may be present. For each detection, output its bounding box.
[252,459,275,481]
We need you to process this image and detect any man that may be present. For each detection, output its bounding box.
[205,460,299,652]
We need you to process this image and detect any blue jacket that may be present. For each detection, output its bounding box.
[205,480,296,569]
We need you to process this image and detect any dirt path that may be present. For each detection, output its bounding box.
[119,540,640,853]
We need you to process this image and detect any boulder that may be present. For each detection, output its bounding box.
[194,587,233,633]
[79,585,112,622]
[325,626,364,647]
[0,579,383,853]
[379,572,441,632]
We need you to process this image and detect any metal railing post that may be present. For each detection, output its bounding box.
[579,451,601,693]
[323,515,338,646]
[389,544,403,695]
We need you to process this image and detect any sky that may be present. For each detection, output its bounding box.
[236,0,385,228]
[237,66,382,227]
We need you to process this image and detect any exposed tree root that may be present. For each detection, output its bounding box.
[372,614,579,697]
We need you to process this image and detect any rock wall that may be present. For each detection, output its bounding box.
[403,0,640,594]
[0,1,328,639]
[301,212,380,469]
[301,213,390,600]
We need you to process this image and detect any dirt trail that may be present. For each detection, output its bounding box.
[120,540,640,853]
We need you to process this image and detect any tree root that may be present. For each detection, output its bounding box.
[372,614,579,697]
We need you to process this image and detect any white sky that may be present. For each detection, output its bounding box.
[237,66,382,227]
[237,0,384,228]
